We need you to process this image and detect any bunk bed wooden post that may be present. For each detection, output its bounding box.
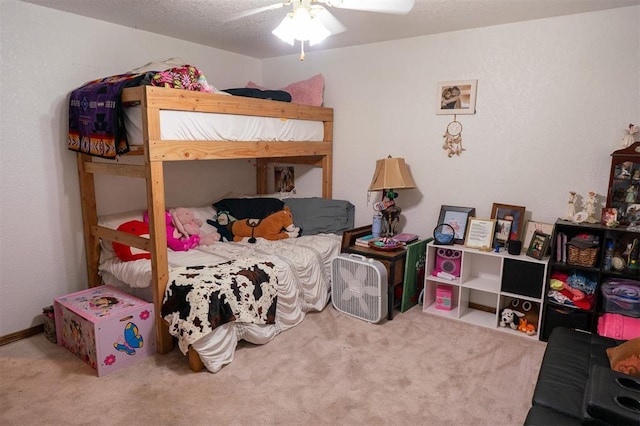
[140,92,174,355]
[322,154,333,198]
[145,161,173,354]
[256,159,268,194]
[76,153,101,288]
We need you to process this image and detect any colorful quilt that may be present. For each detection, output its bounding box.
[161,259,278,354]
[68,73,146,159]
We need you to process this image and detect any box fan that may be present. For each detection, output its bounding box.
[331,254,388,323]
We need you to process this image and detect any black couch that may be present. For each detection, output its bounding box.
[524,327,640,425]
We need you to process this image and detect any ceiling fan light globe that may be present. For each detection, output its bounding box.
[273,10,330,45]
[272,16,295,45]
[307,19,330,45]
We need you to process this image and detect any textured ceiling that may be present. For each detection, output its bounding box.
[20,0,640,59]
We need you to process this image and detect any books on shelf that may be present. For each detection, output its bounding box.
[394,233,419,244]
[355,234,378,247]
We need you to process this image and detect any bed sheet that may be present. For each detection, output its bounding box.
[99,234,341,372]
[124,106,324,145]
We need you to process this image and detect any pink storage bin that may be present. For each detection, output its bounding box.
[436,284,453,311]
[54,285,155,376]
[597,312,640,340]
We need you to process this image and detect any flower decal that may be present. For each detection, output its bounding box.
[104,354,116,366]
[139,310,150,320]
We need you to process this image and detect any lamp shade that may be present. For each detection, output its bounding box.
[368,157,417,191]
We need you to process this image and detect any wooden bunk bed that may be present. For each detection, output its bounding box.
[76,85,334,371]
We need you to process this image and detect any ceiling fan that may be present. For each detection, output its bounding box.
[228,0,415,60]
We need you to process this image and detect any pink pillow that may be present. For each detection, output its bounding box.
[246,74,324,106]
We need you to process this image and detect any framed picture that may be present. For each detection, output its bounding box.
[436,80,478,115]
[490,203,526,242]
[437,205,476,244]
[274,166,295,192]
[526,231,550,260]
[464,217,496,250]
[601,207,618,226]
[523,221,554,253]
[494,218,513,246]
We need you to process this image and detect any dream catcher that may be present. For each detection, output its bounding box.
[442,115,464,157]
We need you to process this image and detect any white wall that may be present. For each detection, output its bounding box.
[0,0,262,336]
[1,1,639,336]
[262,6,640,236]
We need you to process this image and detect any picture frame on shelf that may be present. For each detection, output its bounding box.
[491,203,526,242]
[523,221,554,254]
[494,218,513,247]
[436,80,478,115]
[437,205,476,244]
[526,231,550,260]
[601,208,618,226]
[464,217,496,250]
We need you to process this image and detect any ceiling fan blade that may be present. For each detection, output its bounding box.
[226,2,287,22]
[320,0,414,15]
[314,8,347,35]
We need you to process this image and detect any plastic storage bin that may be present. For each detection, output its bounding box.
[601,279,640,318]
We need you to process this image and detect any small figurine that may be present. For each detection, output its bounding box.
[564,191,577,221]
[626,186,637,203]
[584,191,599,223]
[620,123,639,149]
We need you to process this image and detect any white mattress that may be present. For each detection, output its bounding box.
[124,105,325,145]
[99,227,340,373]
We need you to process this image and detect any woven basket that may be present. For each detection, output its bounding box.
[567,245,598,267]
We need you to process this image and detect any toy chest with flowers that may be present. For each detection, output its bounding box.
[54,285,155,376]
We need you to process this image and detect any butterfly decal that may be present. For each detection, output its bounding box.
[113,322,143,355]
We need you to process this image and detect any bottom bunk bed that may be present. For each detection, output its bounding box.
[97,199,353,372]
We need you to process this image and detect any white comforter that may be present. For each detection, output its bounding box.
[99,234,341,372]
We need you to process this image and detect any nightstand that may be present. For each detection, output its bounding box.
[341,230,407,320]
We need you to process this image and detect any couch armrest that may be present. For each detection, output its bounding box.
[583,365,640,426]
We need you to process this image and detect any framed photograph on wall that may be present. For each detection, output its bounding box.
[526,232,550,260]
[522,221,554,254]
[490,203,526,242]
[274,166,295,192]
[438,205,476,244]
[464,217,496,249]
[436,80,478,115]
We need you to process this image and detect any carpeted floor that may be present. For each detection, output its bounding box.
[0,305,546,425]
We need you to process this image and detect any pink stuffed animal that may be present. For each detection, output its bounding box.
[143,210,200,252]
[170,207,220,246]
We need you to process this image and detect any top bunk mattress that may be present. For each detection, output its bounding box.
[124,105,325,145]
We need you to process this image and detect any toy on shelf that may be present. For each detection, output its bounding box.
[619,123,639,149]
[499,298,538,336]
[563,191,577,221]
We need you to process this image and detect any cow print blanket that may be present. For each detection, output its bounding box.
[161,259,278,354]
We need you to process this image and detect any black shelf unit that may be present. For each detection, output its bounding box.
[541,219,640,341]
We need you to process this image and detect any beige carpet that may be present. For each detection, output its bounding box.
[0,305,546,426]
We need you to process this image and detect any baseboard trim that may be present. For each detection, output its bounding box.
[468,302,496,314]
[0,325,44,346]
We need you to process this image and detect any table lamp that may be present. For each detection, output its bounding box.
[368,156,416,237]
